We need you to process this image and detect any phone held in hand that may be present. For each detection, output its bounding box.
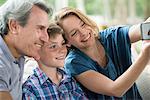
[140,22,150,40]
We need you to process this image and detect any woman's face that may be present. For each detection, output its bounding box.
[61,15,95,50]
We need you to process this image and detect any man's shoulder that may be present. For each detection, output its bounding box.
[0,52,7,69]
[0,42,9,64]
[0,47,11,69]
[0,46,4,59]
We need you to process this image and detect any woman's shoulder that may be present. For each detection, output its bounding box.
[66,49,91,63]
[100,25,130,36]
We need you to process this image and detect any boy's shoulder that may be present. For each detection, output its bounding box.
[23,73,38,87]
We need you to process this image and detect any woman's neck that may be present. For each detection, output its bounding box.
[82,40,107,67]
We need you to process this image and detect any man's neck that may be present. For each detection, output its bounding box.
[3,34,21,59]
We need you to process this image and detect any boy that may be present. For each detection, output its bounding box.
[22,23,87,100]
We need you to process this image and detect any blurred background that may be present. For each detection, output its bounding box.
[46,0,149,26]
[1,0,149,26]
[1,0,149,99]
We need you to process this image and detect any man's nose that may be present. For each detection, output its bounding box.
[41,30,49,42]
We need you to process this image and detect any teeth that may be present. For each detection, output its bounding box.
[35,44,42,48]
[56,56,65,60]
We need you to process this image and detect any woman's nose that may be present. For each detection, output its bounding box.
[79,28,86,36]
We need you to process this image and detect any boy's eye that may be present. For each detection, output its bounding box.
[49,44,57,49]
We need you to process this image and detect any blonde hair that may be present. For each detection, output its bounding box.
[54,7,99,38]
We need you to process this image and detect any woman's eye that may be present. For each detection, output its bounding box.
[71,31,77,37]
[81,22,85,27]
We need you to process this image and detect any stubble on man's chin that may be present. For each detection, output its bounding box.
[34,56,40,61]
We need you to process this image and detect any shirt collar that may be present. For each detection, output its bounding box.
[34,67,48,85]
[34,67,70,85]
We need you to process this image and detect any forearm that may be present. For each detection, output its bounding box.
[113,51,149,96]
[0,91,13,100]
[128,24,141,43]
[129,17,150,43]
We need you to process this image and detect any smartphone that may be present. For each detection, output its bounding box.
[140,22,150,40]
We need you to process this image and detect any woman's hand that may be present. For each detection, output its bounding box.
[141,40,150,60]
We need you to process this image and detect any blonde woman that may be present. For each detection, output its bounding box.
[55,7,150,99]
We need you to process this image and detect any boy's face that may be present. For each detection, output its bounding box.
[39,33,67,68]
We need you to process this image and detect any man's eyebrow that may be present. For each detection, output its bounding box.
[37,25,45,27]
[37,24,48,28]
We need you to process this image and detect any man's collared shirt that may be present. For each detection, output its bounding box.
[0,35,25,100]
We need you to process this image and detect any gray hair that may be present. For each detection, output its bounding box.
[0,0,52,36]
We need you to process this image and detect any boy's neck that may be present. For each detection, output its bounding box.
[39,63,63,85]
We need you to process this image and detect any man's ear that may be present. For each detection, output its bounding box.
[8,19,19,35]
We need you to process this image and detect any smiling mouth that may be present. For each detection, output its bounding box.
[56,56,65,60]
[35,43,42,49]
[81,33,91,42]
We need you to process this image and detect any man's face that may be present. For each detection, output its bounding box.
[15,5,49,60]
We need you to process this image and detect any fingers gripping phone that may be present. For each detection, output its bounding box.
[140,22,150,40]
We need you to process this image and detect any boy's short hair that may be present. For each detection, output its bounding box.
[47,23,64,38]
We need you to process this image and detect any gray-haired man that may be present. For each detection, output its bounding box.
[0,0,52,99]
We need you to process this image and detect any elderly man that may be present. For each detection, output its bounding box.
[0,0,52,99]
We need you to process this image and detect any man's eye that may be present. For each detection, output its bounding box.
[49,45,56,49]
[39,26,45,30]
[40,27,44,30]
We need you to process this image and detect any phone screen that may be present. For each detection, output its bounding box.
[141,22,150,40]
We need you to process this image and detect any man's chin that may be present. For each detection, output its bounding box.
[32,54,40,61]
[33,55,40,61]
